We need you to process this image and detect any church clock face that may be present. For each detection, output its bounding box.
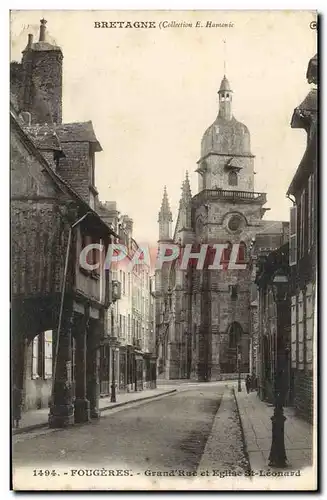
[228,215,241,231]
[225,213,245,233]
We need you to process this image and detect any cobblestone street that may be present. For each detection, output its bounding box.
[13,385,251,486]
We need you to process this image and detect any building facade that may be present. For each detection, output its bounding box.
[155,75,287,381]
[254,54,317,423]
[97,201,157,396]
[287,54,317,422]
[11,20,116,427]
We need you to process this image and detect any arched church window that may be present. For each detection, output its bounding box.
[222,241,232,262]
[228,171,238,186]
[228,322,243,349]
[237,241,247,263]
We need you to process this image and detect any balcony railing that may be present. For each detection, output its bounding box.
[192,189,267,206]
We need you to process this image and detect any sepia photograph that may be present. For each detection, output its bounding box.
[10,9,318,491]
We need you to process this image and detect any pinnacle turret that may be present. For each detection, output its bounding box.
[158,186,173,241]
[158,186,172,222]
[179,171,192,208]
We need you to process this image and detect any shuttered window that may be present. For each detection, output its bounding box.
[291,296,297,369]
[32,336,39,379]
[311,172,315,246]
[44,330,53,379]
[305,284,313,371]
[289,205,297,266]
[300,189,306,258]
[308,175,312,249]
[298,291,304,370]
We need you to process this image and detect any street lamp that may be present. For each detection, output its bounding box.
[268,268,289,468]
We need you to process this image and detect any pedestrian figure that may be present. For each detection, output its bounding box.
[245,374,251,394]
[12,384,22,429]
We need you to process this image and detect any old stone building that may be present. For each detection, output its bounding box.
[11,20,116,427]
[97,201,157,396]
[287,54,317,422]
[155,75,287,381]
[250,54,317,423]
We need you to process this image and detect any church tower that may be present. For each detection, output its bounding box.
[191,74,268,381]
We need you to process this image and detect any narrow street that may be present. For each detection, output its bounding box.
[13,386,226,474]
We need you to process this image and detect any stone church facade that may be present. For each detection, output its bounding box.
[155,75,286,381]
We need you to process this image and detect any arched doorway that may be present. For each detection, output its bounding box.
[221,321,243,373]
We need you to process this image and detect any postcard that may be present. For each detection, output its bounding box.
[10,9,318,491]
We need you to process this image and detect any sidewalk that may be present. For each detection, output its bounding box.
[234,387,314,471]
[12,387,177,435]
[197,388,249,475]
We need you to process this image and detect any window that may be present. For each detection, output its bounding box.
[222,241,232,262]
[289,205,297,266]
[299,189,306,258]
[305,284,314,371]
[81,233,101,271]
[228,171,238,186]
[291,296,297,369]
[230,285,238,300]
[44,330,53,379]
[308,175,312,249]
[228,322,242,348]
[311,172,315,246]
[237,242,246,263]
[128,314,131,342]
[298,292,304,370]
[31,331,53,380]
[228,215,241,232]
[32,336,39,379]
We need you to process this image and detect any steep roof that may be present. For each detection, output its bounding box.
[11,110,117,238]
[218,75,232,93]
[56,121,102,151]
[27,41,61,52]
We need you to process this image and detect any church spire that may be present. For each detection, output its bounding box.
[180,171,192,205]
[218,75,233,121]
[158,186,173,241]
[178,172,192,232]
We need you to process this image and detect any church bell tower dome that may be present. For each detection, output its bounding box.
[201,75,252,158]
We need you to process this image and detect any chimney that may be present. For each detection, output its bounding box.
[39,18,47,42]
[27,34,33,48]
[122,215,133,236]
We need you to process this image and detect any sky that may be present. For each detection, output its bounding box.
[10,10,317,245]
